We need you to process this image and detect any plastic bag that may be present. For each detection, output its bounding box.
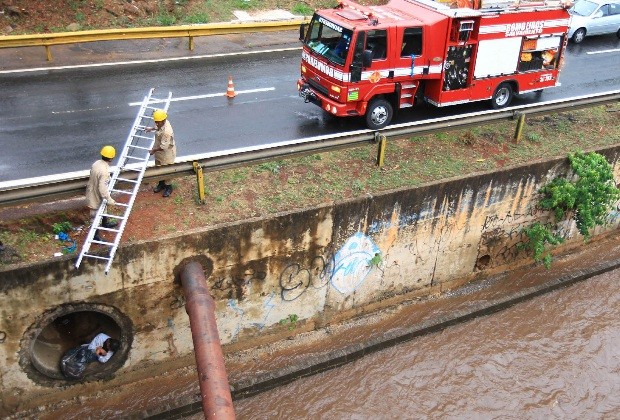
[60,345,98,380]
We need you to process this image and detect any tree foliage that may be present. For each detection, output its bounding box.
[539,151,620,238]
[522,151,620,267]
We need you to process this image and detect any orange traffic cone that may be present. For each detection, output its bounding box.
[226,76,236,98]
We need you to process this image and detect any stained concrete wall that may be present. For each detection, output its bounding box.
[2,147,620,415]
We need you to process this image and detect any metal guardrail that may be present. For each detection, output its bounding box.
[0,20,307,61]
[1,90,619,206]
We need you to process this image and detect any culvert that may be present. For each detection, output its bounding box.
[20,303,133,384]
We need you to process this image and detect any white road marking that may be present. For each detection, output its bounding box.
[586,48,620,55]
[127,87,276,106]
[0,47,300,74]
[51,107,115,115]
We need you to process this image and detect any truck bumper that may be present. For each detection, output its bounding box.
[297,79,359,117]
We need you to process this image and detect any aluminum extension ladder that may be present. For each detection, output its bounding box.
[75,88,172,274]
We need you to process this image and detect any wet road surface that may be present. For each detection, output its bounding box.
[1,33,619,182]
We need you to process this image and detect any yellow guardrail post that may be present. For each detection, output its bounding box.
[375,132,387,167]
[514,112,526,143]
[45,45,52,61]
[193,162,206,204]
[188,35,194,51]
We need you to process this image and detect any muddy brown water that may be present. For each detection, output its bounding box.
[232,267,620,419]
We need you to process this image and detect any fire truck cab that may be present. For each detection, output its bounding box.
[297,0,571,129]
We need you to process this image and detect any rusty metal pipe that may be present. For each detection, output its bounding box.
[181,261,236,419]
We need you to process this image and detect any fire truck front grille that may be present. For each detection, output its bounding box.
[307,78,329,97]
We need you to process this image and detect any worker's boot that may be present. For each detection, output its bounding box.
[153,180,165,193]
[163,184,173,198]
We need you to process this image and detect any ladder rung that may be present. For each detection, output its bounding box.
[91,239,114,246]
[110,189,133,194]
[98,227,120,233]
[116,177,138,183]
[128,145,151,150]
[82,254,111,261]
[102,214,126,220]
[132,136,152,141]
[120,167,142,172]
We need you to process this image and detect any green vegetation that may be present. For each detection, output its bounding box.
[52,221,72,235]
[292,3,315,15]
[540,152,620,238]
[279,313,299,330]
[256,161,284,174]
[521,151,620,268]
[519,222,563,269]
[367,253,382,268]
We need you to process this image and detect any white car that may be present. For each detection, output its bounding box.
[568,0,620,43]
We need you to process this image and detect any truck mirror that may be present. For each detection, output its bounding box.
[362,50,373,67]
[299,24,307,41]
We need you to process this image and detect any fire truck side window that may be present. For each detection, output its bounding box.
[401,27,422,57]
[366,30,387,60]
[351,31,366,82]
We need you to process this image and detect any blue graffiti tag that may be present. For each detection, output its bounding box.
[330,232,381,295]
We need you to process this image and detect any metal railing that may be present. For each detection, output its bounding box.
[1,90,619,206]
[0,20,307,61]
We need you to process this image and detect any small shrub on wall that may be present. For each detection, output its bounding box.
[521,151,620,267]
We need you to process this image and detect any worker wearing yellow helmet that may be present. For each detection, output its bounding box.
[146,109,176,197]
[85,145,118,242]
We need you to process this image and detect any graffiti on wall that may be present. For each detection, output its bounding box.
[225,233,383,340]
[278,232,383,300]
[330,232,381,295]
[279,255,332,301]
[479,207,556,266]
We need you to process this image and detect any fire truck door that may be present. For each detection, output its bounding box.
[366,29,388,64]
[398,27,423,70]
[396,27,424,107]
[350,31,367,83]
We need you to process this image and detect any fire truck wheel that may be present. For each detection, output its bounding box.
[491,83,513,109]
[365,98,393,130]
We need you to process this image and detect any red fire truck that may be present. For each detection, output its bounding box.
[297,0,571,129]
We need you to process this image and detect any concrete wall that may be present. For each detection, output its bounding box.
[2,147,620,415]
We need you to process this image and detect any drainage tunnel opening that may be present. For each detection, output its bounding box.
[24,304,132,383]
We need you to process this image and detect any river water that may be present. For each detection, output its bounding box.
[233,268,620,419]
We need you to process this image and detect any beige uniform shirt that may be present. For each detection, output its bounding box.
[86,159,113,210]
[153,120,176,165]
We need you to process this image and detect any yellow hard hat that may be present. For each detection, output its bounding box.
[101,145,116,159]
[153,109,167,122]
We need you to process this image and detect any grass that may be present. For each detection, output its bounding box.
[2,107,620,266]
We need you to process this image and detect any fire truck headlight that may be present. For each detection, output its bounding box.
[332,108,337,114]
[301,65,307,73]
[325,104,331,112]
[331,85,341,93]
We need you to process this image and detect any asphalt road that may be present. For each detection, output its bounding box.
[0,32,619,183]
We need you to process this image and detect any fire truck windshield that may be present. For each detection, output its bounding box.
[304,14,353,66]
